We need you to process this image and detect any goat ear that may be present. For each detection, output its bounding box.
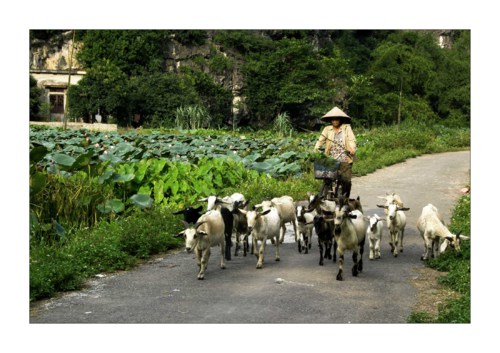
[237,208,247,215]
[197,231,208,238]
[198,197,208,202]
[376,204,388,209]
[175,231,185,238]
[440,239,450,253]
[459,235,470,241]
[194,206,203,212]
[261,209,272,216]
[399,207,410,211]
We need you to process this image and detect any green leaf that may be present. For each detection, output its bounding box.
[72,150,95,169]
[30,146,48,164]
[130,194,153,209]
[154,180,165,204]
[97,199,125,214]
[53,220,65,240]
[52,153,76,167]
[113,173,135,183]
[98,169,115,184]
[30,172,47,194]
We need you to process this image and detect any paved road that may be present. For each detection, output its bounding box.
[30,151,470,323]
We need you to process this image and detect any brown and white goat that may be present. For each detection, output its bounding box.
[332,199,367,280]
[176,210,226,280]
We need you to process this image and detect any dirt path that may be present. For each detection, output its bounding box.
[30,151,470,323]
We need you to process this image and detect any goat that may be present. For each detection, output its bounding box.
[365,214,384,260]
[172,205,203,224]
[176,210,226,280]
[378,192,404,216]
[296,205,315,254]
[417,203,470,260]
[198,195,234,261]
[237,207,282,269]
[313,215,336,265]
[307,193,336,215]
[256,196,299,244]
[332,198,367,280]
[308,194,362,215]
[231,199,251,256]
[377,203,410,257]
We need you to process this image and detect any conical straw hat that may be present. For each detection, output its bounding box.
[320,107,351,122]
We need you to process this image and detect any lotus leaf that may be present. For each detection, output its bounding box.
[52,153,76,167]
[130,194,153,209]
[30,172,47,194]
[97,199,125,214]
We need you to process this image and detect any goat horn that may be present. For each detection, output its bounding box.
[194,221,208,229]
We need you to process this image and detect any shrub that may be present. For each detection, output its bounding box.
[30,206,183,302]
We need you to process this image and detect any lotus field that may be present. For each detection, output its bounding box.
[29,127,321,240]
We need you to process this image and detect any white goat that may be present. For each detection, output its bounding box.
[332,199,367,281]
[237,207,282,269]
[198,195,234,260]
[365,214,384,260]
[296,205,315,254]
[378,192,404,216]
[257,196,299,243]
[417,203,470,260]
[176,210,226,280]
[377,203,410,257]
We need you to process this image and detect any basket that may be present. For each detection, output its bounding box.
[314,159,340,179]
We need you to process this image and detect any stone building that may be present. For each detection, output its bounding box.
[30,31,85,121]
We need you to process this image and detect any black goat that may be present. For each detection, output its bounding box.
[173,206,203,224]
[313,215,337,266]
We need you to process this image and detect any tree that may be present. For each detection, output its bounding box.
[30,75,44,118]
[367,31,441,126]
[244,38,349,128]
[431,30,470,126]
[68,59,129,124]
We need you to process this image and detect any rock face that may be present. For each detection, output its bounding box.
[30,31,83,71]
[163,32,247,121]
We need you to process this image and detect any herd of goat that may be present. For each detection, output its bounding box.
[174,192,469,280]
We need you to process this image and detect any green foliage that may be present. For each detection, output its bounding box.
[128,73,199,128]
[55,30,470,130]
[273,112,294,138]
[30,207,182,301]
[243,37,343,126]
[175,105,211,129]
[30,75,44,118]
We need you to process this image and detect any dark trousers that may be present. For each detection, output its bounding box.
[336,162,352,198]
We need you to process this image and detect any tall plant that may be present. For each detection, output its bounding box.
[175,105,212,130]
[273,112,294,138]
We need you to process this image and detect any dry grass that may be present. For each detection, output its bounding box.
[411,267,460,318]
